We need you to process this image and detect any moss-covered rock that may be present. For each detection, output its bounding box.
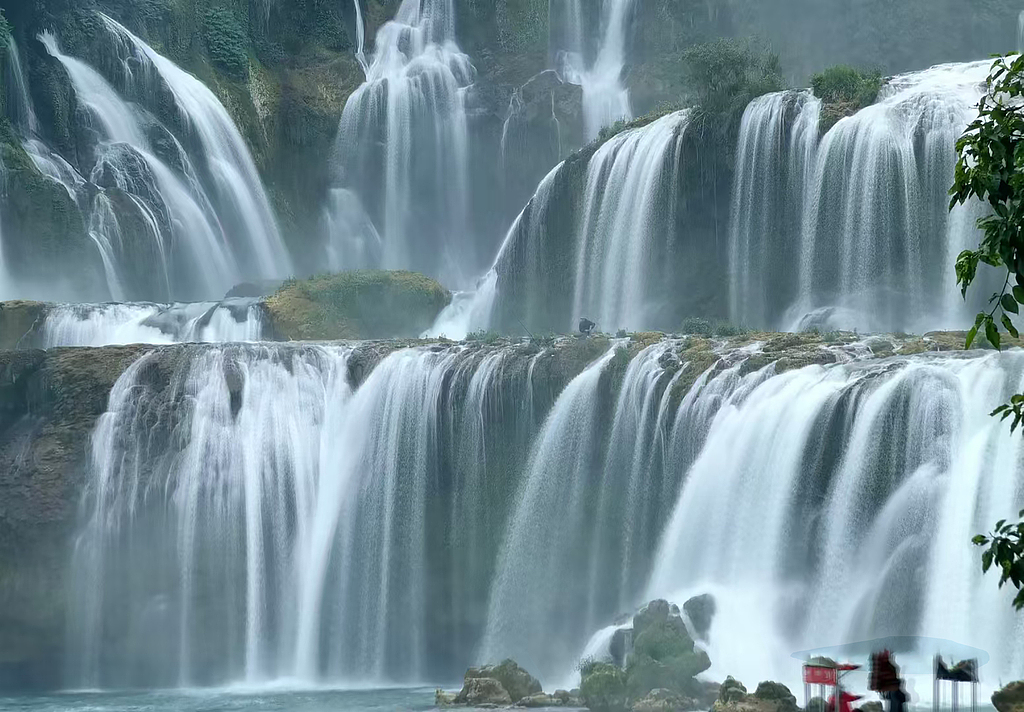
[465,658,542,703]
[263,270,452,341]
[811,65,883,132]
[993,681,1024,712]
[581,661,630,712]
[627,600,711,701]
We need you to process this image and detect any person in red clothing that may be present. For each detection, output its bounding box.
[827,689,862,712]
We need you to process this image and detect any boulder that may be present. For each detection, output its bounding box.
[466,659,543,703]
[554,689,572,704]
[626,600,711,700]
[631,688,698,712]
[611,627,634,667]
[712,680,798,712]
[993,682,1024,712]
[580,661,630,712]
[719,677,748,704]
[753,681,797,710]
[263,270,451,341]
[682,594,716,641]
[435,689,458,706]
[455,676,513,706]
[517,692,563,707]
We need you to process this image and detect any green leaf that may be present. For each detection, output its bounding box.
[966,325,979,350]
[962,327,978,350]
[974,535,990,545]
[1004,294,1020,314]
[1005,314,1020,338]
[987,318,1001,350]
[1014,285,1024,302]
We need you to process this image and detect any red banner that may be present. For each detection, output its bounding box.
[804,666,838,685]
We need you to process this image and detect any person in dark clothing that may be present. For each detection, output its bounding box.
[871,651,908,712]
[579,317,596,336]
[883,686,908,712]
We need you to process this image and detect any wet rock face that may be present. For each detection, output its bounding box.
[455,676,513,706]
[0,301,48,350]
[682,593,715,641]
[465,659,543,703]
[0,345,152,691]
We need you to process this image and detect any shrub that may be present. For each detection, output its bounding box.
[681,317,713,336]
[811,64,883,131]
[681,38,784,170]
[203,7,249,80]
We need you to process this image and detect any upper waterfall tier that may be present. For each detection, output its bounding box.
[0,18,291,304]
[729,60,993,334]
[326,0,477,287]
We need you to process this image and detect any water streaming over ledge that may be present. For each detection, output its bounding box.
[327,0,475,287]
[728,61,992,333]
[39,301,265,347]
[64,338,1024,690]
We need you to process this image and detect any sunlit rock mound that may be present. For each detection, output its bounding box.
[0,270,451,347]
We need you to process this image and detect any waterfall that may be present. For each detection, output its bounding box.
[6,39,38,135]
[729,92,820,329]
[647,351,1024,691]
[40,300,265,347]
[482,341,684,684]
[728,61,992,333]
[64,336,1024,690]
[427,163,565,339]
[352,0,368,74]
[329,0,475,286]
[40,31,234,301]
[99,15,293,283]
[571,110,688,332]
[553,0,634,140]
[68,341,544,688]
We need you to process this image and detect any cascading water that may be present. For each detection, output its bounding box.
[39,31,233,301]
[729,92,820,329]
[328,0,475,286]
[426,163,565,339]
[352,0,368,74]
[553,0,634,140]
[68,341,547,688]
[647,350,1024,692]
[5,39,38,136]
[39,300,265,347]
[62,333,1024,692]
[482,341,685,683]
[728,61,993,333]
[571,110,688,332]
[100,15,293,283]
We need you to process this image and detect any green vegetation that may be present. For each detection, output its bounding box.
[0,9,12,46]
[950,54,1024,609]
[596,102,685,144]
[203,7,249,80]
[264,270,452,341]
[681,38,784,165]
[681,316,747,337]
[811,64,883,131]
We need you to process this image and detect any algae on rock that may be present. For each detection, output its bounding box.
[264,270,452,341]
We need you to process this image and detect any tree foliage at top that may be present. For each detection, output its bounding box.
[681,38,783,153]
[951,53,1024,609]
